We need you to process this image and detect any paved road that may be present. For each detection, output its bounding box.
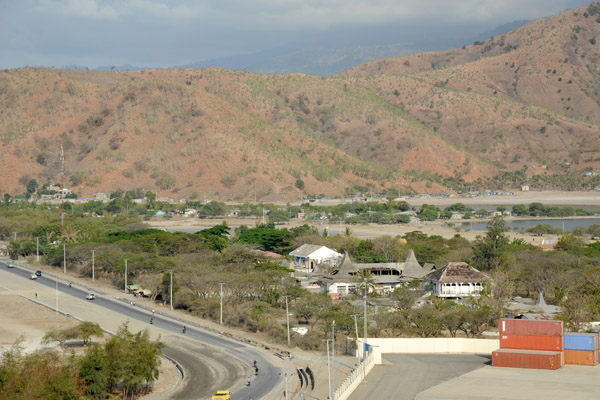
[348,354,490,400]
[0,261,284,399]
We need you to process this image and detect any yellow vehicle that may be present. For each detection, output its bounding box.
[212,391,231,400]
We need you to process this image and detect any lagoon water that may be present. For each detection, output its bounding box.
[460,217,600,232]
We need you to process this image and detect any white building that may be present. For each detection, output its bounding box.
[289,244,342,272]
[321,250,434,296]
[425,262,488,298]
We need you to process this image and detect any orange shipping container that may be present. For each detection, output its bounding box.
[492,348,563,370]
[500,319,563,336]
[564,349,598,366]
[500,334,563,351]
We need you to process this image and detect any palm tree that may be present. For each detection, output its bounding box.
[355,269,376,296]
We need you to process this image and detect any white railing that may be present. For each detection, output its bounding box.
[332,349,375,400]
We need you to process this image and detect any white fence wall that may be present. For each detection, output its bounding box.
[360,338,499,354]
[333,349,376,400]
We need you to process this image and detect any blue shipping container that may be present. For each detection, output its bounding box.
[564,333,598,351]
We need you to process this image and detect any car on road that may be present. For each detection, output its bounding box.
[212,391,231,400]
[86,293,96,300]
[30,274,37,280]
[7,262,15,268]
[35,270,42,276]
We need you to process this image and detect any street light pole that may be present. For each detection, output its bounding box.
[285,295,291,347]
[36,237,39,263]
[63,243,66,274]
[363,278,368,380]
[332,320,335,400]
[91,250,95,281]
[219,283,225,325]
[170,270,173,310]
[124,259,128,293]
[322,339,331,399]
[352,314,360,365]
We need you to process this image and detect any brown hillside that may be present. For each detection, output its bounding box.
[1,4,600,201]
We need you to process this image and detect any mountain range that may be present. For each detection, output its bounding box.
[1,4,599,202]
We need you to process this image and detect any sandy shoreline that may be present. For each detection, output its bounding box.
[308,190,600,208]
[147,190,600,243]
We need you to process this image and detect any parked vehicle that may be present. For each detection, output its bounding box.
[30,274,37,280]
[86,293,96,300]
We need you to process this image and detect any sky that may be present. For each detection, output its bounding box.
[0,0,594,69]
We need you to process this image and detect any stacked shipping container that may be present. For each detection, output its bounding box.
[564,333,598,366]
[493,319,564,370]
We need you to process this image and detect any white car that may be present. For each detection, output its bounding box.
[86,293,96,300]
[30,274,37,280]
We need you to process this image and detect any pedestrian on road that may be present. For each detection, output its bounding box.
[34,292,37,298]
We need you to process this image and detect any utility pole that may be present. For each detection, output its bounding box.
[63,243,66,274]
[124,259,128,293]
[36,237,39,262]
[285,295,291,346]
[60,145,64,236]
[219,283,225,325]
[170,270,173,310]
[352,314,360,365]
[91,250,95,281]
[323,339,332,399]
[363,278,368,380]
[55,276,58,314]
[332,320,335,400]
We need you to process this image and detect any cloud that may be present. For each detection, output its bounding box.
[35,0,118,19]
[31,0,589,27]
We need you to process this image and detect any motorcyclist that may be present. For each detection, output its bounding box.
[247,377,251,386]
[150,318,153,324]
[182,326,186,333]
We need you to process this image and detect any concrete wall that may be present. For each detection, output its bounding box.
[357,337,499,355]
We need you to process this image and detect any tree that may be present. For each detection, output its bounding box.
[472,216,509,270]
[77,321,104,345]
[79,345,108,399]
[441,307,465,337]
[103,322,163,397]
[418,204,439,221]
[527,224,562,236]
[26,179,39,195]
[406,306,442,337]
[42,326,79,348]
[557,233,585,256]
[458,303,493,337]
[511,204,527,216]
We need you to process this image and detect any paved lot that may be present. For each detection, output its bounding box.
[348,353,600,400]
[349,354,489,400]
[416,362,600,400]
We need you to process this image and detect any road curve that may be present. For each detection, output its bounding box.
[1,261,284,399]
